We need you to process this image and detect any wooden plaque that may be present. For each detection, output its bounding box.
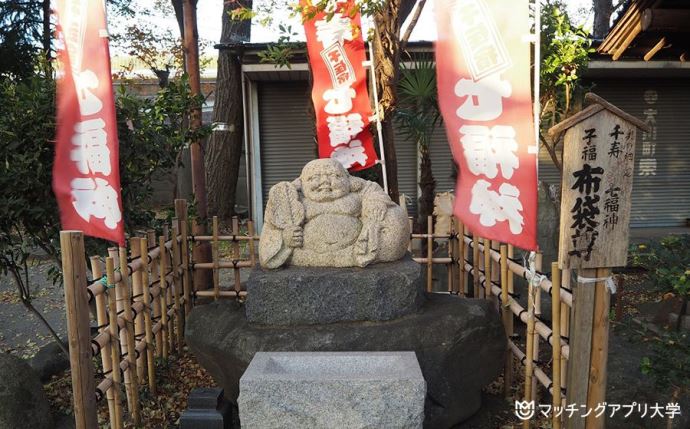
[558,109,637,269]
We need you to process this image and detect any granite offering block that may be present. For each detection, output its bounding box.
[238,352,425,429]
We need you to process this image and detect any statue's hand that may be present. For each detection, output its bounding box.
[354,224,379,267]
[364,200,387,222]
[282,225,303,248]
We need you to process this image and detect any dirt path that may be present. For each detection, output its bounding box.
[0,260,67,359]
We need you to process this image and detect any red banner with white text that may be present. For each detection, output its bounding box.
[435,0,538,250]
[53,0,125,245]
[302,1,377,171]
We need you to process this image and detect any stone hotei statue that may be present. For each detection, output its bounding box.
[259,159,410,269]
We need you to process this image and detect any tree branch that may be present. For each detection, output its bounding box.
[540,132,563,173]
[400,0,426,52]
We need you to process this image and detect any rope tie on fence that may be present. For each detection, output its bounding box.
[576,274,617,294]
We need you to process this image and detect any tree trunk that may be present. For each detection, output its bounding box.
[205,1,251,221]
[593,0,614,39]
[373,2,402,203]
[417,142,435,229]
[372,0,419,204]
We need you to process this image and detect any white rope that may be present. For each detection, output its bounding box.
[576,275,617,294]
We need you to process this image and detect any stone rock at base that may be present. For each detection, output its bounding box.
[238,352,425,429]
[0,354,53,429]
[29,341,70,382]
[246,255,424,325]
[186,294,506,428]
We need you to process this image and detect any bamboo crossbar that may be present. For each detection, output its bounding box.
[463,236,573,307]
[194,290,248,298]
[508,340,555,395]
[191,235,258,242]
[464,260,570,360]
[193,261,254,269]
[87,238,180,298]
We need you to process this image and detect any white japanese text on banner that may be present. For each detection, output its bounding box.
[435,0,538,250]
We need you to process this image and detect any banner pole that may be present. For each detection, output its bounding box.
[367,40,389,194]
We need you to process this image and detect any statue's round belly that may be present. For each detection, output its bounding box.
[303,214,361,251]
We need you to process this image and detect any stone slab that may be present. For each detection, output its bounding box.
[238,352,425,429]
[245,254,424,325]
[186,294,506,428]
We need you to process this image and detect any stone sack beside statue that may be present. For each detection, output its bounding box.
[259,159,410,269]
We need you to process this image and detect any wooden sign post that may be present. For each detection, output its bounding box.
[549,93,649,429]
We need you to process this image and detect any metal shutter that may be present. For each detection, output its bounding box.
[539,78,690,228]
[258,81,419,210]
[258,81,317,203]
[392,129,420,215]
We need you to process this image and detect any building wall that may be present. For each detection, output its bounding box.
[252,76,690,229]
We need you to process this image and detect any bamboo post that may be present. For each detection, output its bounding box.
[551,262,562,429]
[457,220,465,296]
[180,212,192,316]
[447,219,454,293]
[523,267,537,429]
[118,246,141,425]
[490,241,500,306]
[148,231,162,357]
[585,267,612,429]
[212,216,220,300]
[108,248,133,414]
[232,216,241,295]
[508,244,515,332]
[60,232,97,429]
[407,218,414,253]
[171,221,184,349]
[90,256,119,428]
[500,245,512,399]
[104,257,123,429]
[463,225,470,296]
[532,252,543,402]
[129,237,146,383]
[483,239,492,300]
[139,238,157,395]
[426,215,433,292]
[158,237,169,360]
[566,268,596,429]
[472,234,479,298]
[560,268,571,404]
[248,220,256,267]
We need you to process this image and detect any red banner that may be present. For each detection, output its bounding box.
[53,0,125,245]
[302,1,377,171]
[435,0,538,250]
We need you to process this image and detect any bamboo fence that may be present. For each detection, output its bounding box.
[60,199,571,428]
[411,215,572,429]
[58,200,260,428]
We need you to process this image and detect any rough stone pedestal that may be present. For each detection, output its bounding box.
[238,352,425,428]
[186,294,506,428]
[246,255,424,325]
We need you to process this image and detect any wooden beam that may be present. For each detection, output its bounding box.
[612,20,643,61]
[642,9,690,33]
[566,269,597,429]
[644,37,667,61]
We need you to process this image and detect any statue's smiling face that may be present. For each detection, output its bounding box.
[301,159,351,202]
